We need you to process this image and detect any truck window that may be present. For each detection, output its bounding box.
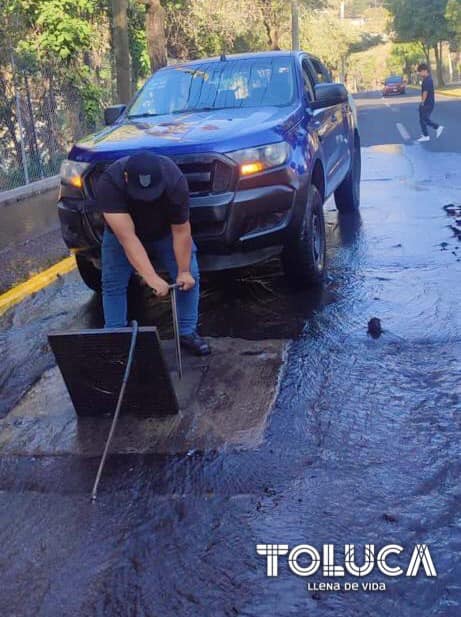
[301,59,315,100]
[310,58,331,83]
[127,57,297,117]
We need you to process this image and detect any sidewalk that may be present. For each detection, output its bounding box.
[436,84,461,98]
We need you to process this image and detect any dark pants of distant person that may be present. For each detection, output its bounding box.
[419,104,439,137]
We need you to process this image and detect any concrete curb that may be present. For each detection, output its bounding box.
[0,255,76,316]
[435,88,461,99]
[0,175,60,208]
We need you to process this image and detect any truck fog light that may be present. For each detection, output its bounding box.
[241,162,265,176]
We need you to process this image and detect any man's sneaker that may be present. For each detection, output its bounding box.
[436,125,444,139]
[180,332,211,356]
[416,135,430,142]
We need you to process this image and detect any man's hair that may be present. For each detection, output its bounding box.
[417,63,429,72]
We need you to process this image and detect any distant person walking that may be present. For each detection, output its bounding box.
[416,63,444,143]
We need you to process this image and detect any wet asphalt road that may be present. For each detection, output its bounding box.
[0,91,460,616]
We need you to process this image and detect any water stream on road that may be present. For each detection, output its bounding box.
[0,145,460,616]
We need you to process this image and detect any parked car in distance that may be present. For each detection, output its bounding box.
[58,51,361,292]
[383,76,406,96]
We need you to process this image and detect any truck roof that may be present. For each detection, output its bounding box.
[162,50,303,70]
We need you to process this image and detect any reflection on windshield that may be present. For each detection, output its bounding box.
[128,57,296,117]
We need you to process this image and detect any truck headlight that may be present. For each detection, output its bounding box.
[60,160,89,190]
[228,142,291,176]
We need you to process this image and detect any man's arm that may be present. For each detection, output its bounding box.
[421,90,428,104]
[104,212,170,296]
[171,221,195,291]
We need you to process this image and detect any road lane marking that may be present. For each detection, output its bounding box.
[384,101,399,113]
[0,255,76,316]
[396,123,411,141]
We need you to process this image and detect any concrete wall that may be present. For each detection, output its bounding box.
[0,176,60,208]
[0,176,60,253]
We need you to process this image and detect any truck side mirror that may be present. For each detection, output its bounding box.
[310,83,348,110]
[104,105,126,126]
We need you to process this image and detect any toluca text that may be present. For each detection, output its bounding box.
[256,544,437,578]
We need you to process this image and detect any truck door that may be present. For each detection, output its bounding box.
[303,57,347,195]
[301,58,337,193]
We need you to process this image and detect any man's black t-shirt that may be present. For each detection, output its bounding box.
[422,75,435,108]
[96,155,190,241]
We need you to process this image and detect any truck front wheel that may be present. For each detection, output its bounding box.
[282,184,326,286]
[334,134,361,213]
[76,254,101,292]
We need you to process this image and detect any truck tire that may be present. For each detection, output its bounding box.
[282,184,326,286]
[334,134,361,213]
[76,254,101,292]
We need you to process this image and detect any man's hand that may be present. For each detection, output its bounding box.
[150,275,170,297]
[176,271,195,291]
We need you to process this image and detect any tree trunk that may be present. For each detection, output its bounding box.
[291,0,299,51]
[447,49,453,83]
[263,19,281,50]
[433,43,445,87]
[111,0,132,103]
[144,0,167,74]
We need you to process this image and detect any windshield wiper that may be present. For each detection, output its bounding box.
[171,107,227,114]
[127,112,160,119]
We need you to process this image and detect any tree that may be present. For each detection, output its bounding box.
[301,7,360,78]
[446,0,461,43]
[388,42,423,82]
[127,1,150,90]
[111,0,132,103]
[388,0,451,86]
[256,0,327,51]
[0,0,112,188]
[143,0,167,73]
[164,0,265,60]
[362,6,391,34]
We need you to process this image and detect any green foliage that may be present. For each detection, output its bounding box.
[362,6,391,34]
[343,0,385,18]
[347,41,393,90]
[128,1,150,87]
[388,0,451,49]
[446,0,461,45]
[72,66,105,128]
[165,0,267,59]
[300,8,360,74]
[387,42,423,81]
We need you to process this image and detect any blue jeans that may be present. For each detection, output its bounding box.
[102,229,200,335]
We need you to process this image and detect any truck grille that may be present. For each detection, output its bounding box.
[85,154,235,199]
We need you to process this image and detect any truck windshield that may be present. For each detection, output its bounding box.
[127,57,296,117]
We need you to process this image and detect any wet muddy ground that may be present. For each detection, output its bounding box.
[0,93,460,616]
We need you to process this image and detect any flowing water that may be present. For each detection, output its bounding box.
[0,145,460,616]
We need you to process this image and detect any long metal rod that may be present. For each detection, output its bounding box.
[91,320,139,501]
[169,284,183,379]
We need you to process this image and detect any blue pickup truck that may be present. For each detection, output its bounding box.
[58,51,360,290]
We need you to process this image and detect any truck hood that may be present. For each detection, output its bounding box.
[70,106,301,161]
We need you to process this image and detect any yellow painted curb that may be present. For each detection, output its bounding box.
[0,255,76,316]
[436,88,461,98]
